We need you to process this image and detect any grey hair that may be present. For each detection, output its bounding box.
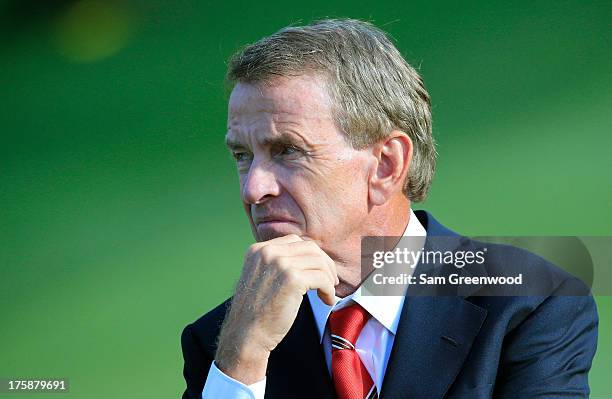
[226,18,436,202]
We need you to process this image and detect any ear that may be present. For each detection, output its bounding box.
[368,130,413,206]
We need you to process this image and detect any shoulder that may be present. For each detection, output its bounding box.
[181,298,232,358]
[455,237,597,338]
[418,210,594,319]
[472,238,590,296]
[418,210,591,297]
[454,237,598,393]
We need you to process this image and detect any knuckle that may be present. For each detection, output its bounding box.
[259,246,273,264]
[246,243,260,258]
[305,240,319,251]
[284,269,301,287]
[275,256,289,271]
[328,260,336,272]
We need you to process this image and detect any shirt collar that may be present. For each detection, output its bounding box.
[307,209,427,342]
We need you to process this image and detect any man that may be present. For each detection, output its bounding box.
[181,19,598,398]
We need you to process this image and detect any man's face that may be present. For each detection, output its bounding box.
[225,75,372,253]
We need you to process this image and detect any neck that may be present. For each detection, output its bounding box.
[332,194,411,297]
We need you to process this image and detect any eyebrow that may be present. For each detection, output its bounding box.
[225,132,308,151]
[225,137,246,151]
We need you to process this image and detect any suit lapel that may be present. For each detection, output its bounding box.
[379,295,487,399]
[379,211,488,399]
[265,296,336,399]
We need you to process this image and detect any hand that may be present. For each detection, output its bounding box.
[215,234,338,384]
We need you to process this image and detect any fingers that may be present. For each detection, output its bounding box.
[246,234,303,259]
[264,240,339,285]
[248,235,339,300]
[291,269,336,306]
[317,289,336,306]
[275,255,337,287]
[261,234,304,246]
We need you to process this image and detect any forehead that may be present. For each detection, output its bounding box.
[227,75,335,132]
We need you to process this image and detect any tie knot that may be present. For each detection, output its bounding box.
[328,303,371,348]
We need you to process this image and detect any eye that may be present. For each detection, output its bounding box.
[275,145,303,158]
[232,151,252,163]
[281,146,298,155]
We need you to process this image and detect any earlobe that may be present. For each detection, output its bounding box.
[368,152,387,206]
[368,185,387,206]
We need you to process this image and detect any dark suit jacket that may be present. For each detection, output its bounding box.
[181,211,598,398]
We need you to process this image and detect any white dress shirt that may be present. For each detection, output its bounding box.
[202,209,427,399]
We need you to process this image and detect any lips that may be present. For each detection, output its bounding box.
[251,205,298,227]
[254,216,296,225]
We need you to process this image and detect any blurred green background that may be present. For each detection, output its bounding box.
[1,0,610,397]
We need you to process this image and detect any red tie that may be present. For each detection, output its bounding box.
[329,303,378,399]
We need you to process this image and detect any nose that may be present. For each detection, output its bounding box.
[240,159,281,205]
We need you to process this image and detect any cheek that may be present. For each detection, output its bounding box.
[314,158,370,211]
[331,156,369,191]
[275,156,369,220]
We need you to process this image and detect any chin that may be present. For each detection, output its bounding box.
[256,222,302,241]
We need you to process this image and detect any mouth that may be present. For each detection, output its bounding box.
[254,217,299,240]
[255,218,297,226]
[253,214,300,233]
